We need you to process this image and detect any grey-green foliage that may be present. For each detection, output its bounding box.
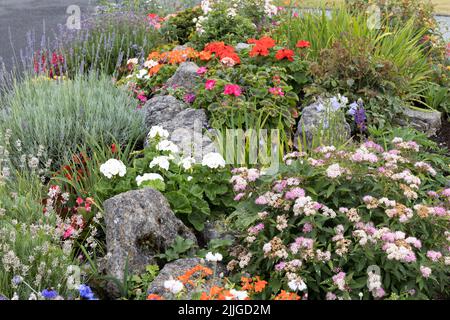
[0,73,145,170]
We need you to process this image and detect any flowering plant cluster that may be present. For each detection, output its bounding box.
[227,137,450,299]
[147,253,301,300]
[93,126,235,231]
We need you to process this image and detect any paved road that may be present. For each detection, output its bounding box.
[0,0,94,66]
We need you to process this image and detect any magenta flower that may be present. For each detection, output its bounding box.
[205,79,216,90]
[196,66,208,75]
[269,87,284,96]
[223,84,242,97]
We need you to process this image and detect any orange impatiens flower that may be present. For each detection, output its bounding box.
[254,277,268,293]
[275,48,295,61]
[148,64,163,76]
[274,290,301,300]
[147,294,164,300]
[178,265,213,286]
[147,51,161,61]
[198,50,212,61]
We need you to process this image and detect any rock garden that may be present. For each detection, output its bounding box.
[0,0,449,301]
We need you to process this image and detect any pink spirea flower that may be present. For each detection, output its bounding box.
[255,195,268,205]
[433,207,447,217]
[302,223,313,233]
[234,193,245,201]
[223,84,242,96]
[196,66,208,75]
[205,79,216,90]
[285,187,305,200]
[441,188,450,197]
[420,266,432,278]
[426,250,442,262]
[275,262,286,271]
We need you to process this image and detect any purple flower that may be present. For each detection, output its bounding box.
[41,289,58,299]
[184,93,196,104]
[354,107,367,132]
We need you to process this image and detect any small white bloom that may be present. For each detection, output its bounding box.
[136,69,148,79]
[187,176,193,181]
[149,156,171,170]
[144,59,159,69]
[205,252,223,262]
[127,58,138,65]
[148,126,169,139]
[288,279,307,291]
[229,289,248,300]
[100,159,127,179]
[136,173,164,186]
[163,279,184,294]
[157,140,179,154]
[201,152,226,169]
[179,157,196,170]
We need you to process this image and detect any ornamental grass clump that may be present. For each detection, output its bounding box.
[0,73,145,170]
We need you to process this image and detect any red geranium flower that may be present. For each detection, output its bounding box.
[296,40,311,48]
[275,48,295,61]
[248,36,276,57]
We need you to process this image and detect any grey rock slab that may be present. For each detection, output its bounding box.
[103,188,197,292]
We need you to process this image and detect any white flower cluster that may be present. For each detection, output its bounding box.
[205,251,223,262]
[100,159,127,179]
[201,152,226,169]
[164,279,184,294]
[157,140,179,153]
[148,126,169,139]
[136,173,164,186]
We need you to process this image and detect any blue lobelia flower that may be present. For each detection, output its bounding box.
[79,284,95,300]
[41,289,58,299]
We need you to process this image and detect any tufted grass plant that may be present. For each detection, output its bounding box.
[0,72,145,171]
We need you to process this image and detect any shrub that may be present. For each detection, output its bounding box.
[0,73,145,170]
[190,1,258,48]
[227,137,450,299]
[161,7,203,44]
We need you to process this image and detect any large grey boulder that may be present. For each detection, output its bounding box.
[143,95,187,128]
[397,107,442,137]
[146,107,218,159]
[147,258,225,299]
[294,100,351,149]
[165,62,200,92]
[103,188,197,291]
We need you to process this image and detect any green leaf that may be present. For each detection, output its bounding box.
[165,191,192,214]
